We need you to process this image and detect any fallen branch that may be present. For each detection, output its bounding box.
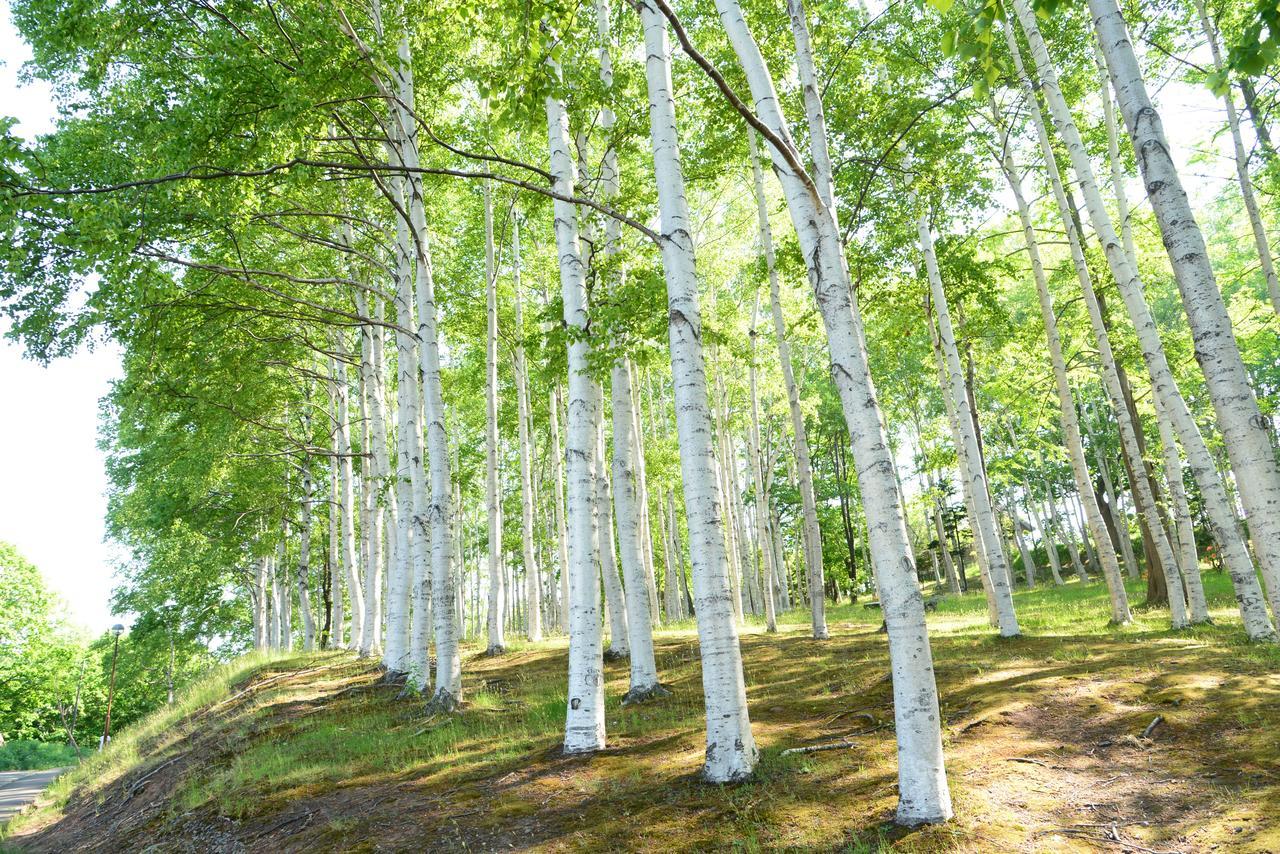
[780,739,857,756]
[1007,756,1050,767]
[121,755,184,803]
[1139,715,1164,740]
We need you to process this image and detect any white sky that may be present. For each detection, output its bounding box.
[0,0,1246,632]
[1,0,123,634]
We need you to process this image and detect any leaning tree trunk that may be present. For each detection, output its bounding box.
[1193,0,1280,315]
[706,0,951,822]
[1155,394,1210,622]
[1007,12,1188,630]
[547,72,605,753]
[920,209,1019,635]
[1091,0,1280,617]
[636,6,758,781]
[991,114,1129,619]
[1008,8,1275,637]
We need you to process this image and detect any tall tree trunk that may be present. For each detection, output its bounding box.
[629,373,660,626]
[384,152,417,678]
[297,442,318,652]
[1193,0,1280,315]
[547,73,605,753]
[1092,0,1280,623]
[612,358,663,698]
[1019,0,1280,633]
[1156,396,1210,622]
[988,115,1128,620]
[746,286,778,633]
[383,51,461,702]
[253,556,269,651]
[276,535,292,650]
[706,0,950,821]
[921,215,1017,634]
[551,386,572,633]
[747,130,827,639]
[327,386,345,650]
[482,180,506,655]
[339,355,365,653]
[596,419,631,659]
[513,216,543,643]
[1005,13,1199,631]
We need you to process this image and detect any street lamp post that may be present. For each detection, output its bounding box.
[101,623,125,750]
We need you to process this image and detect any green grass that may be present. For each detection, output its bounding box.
[0,741,79,772]
[7,568,1280,852]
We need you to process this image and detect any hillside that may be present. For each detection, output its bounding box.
[5,576,1280,853]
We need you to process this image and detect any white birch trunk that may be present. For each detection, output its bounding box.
[746,288,777,633]
[919,208,1020,635]
[613,359,663,698]
[481,180,506,655]
[550,386,572,634]
[1009,10,1190,627]
[298,449,318,652]
[989,119,1130,621]
[327,400,345,650]
[512,217,543,644]
[1007,10,1274,636]
[547,73,606,753]
[384,38,462,701]
[1089,0,1280,622]
[1156,396,1210,622]
[629,375,661,626]
[253,556,269,651]
[711,0,950,820]
[1193,0,1280,315]
[747,130,827,639]
[384,158,416,677]
[595,416,629,660]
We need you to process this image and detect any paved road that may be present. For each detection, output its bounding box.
[0,768,67,825]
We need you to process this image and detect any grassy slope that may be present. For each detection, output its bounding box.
[5,572,1280,852]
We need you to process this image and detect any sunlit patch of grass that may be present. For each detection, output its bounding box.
[9,565,1280,852]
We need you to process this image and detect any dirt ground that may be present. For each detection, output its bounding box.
[7,600,1279,852]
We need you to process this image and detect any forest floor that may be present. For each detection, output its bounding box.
[4,572,1279,853]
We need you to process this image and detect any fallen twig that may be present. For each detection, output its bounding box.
[780,739,857,756]
[121,755,183,803]
[1007,757,1050,767]
[1140,715,1164,740]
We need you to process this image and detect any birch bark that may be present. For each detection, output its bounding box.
[513,217,543,643]
[704,0,950,819]
[550,386,571,633]
[1193,0,1280,315]
[1090,0,1280,616]
[547,72,605,752]
[634,10,752,783]
[987,119,1129,621]
[1007,10,1274,636]
[920,210,1019,635]
[747,130,827,639]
